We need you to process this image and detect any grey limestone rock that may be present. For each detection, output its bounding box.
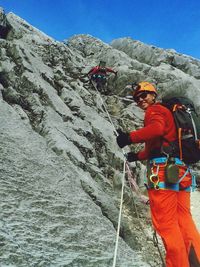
[1,8,200,267]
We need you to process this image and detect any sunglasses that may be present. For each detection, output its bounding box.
[134,91,149,103]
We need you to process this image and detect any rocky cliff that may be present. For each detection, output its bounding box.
[0,9,200,267]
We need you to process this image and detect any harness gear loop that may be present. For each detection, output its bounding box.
[148,157,194,191]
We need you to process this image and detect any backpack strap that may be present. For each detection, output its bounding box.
[178,128,183,160]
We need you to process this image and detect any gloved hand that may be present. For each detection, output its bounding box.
[116,129,131,148]
[126,152,138,162]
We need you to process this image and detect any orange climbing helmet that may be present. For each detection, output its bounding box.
[132,81,157,101]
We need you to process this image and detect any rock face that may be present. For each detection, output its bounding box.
[0,9,200,267]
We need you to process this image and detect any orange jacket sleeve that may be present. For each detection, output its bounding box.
[129,104,176,160]
[129,107,166,143]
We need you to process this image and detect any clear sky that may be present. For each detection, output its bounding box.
[1,0,200,59]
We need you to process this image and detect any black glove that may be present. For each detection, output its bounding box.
[116,129,131,148]
[126,152,138,162]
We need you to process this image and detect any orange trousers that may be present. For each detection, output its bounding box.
[148,189,200,267]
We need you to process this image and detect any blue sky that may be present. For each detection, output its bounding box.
[1,0,200,59]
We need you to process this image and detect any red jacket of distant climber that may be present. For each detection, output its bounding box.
[88,66,116,76]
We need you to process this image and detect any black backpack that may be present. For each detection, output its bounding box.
[162,96,200,164]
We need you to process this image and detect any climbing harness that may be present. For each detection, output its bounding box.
[148,157,195,192]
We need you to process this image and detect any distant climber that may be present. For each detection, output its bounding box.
[116,81,200,267]
[87,61,117,92]
[0,8,11,39]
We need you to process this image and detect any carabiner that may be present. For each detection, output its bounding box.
[149,165,160,190]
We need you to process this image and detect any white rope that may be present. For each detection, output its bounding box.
[112,157,126,267]
[90,80,126,265]
[91,80,118,136]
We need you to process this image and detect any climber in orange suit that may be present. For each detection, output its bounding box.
[116,81,200,267]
